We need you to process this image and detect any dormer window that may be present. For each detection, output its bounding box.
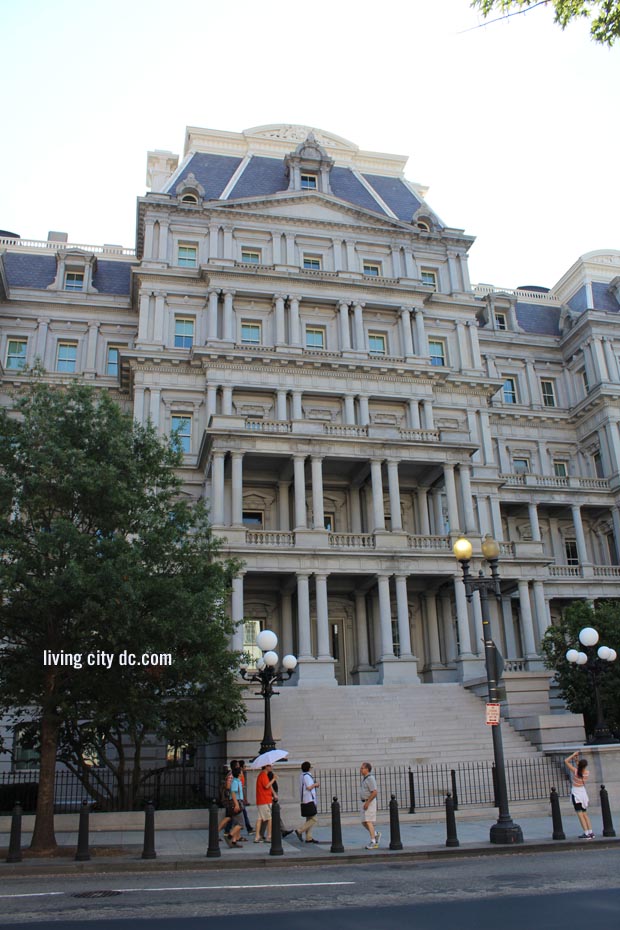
[416,221,430,232]
[64,271,84,291]
[175,172,205,204]
[49,250,97,294]
[285,132,334,194]
[181,194,198,204]
[301,173,318,190]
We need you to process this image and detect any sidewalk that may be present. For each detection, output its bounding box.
[2,810,619,876]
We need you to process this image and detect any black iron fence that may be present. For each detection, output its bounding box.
[0,765,223,815]
[315,754,570,815]
[0,755,570,815]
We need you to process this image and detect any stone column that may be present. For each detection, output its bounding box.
[387,460,403,531]
[454,577,474,656]
[271,231,281,265]
[221,385,233,415]
[525,361,541,405]
[359,395,370,426]
[490,497,503,540]
[206,383,218,423]
[277,390,288,421]
[425,593,442,665]
[612,507,620,563]
[353,302,366,351]
[285,233,296,266]
[532,580,550,644]
[443,464,460,534]
[528,501,541,541]
[421,400,434,429]
[153,292,166,344]
[456,322,469,370]
[149,388,161,429]
[394,575,413,658]
[605,421,620,475]
[133,388,145,424]
[414,308,428,357]
[278,481,290,531]
[289,296,301,346]
[345,239,357,271]
[350,486,362,533]
[207,288,219,342]
[231,574,244,652]
[222,290,235,342]
[143,220,155,259]
[281,591,294,658]
[294,455,307,529]
[408,399,421,429]
[467,320,482,368]
[223,226,234,260]
[592,336,608,382]
[292,391,303,420]
[400,307,414,358]
[344,394,356,424]
[354,592,370,666]
[377,575,395,658]
[518,580,538,658]
[311,457,325,530]
[339,301,351,351]
[157,219,169,262]
[296,572,313,658]
[274,294,286,346]
[459,464,476,533]
[478,410,495,465]
[211,451,225,525]
[208,222,220,261]
[403,248,417,279]
[571,503,589,565]
[85,322,99,373]
[231,452,243,526]
[333,238,343,271]
[315,573,331,658]
[603,337,620,382]
[370,459,386,532]
[441,593,458,664]
[417,487,431,534]
[502,597,518,659]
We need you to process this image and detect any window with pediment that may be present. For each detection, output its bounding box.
[285,132,334,194]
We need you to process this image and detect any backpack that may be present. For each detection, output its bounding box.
[218,777,231,809]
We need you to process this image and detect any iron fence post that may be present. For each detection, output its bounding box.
[389,794,403,850]
[408,766,416,814]
[450,769,459,811]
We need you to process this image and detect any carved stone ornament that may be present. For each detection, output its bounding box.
[176,173,205,200]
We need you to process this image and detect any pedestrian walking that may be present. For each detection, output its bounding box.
[254,763,275,844]
[360,761,381,849]
[238,760,254,835]
[564,750,595,839]
[295,761,320,844]
[222,763,245,847]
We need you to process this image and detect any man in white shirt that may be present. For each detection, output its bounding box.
[360,761,380,849]
[295,761,320,844]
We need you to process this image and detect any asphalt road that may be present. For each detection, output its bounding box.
[1,848,619,927]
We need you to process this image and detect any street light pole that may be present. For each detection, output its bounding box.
[453,534,524,845]
[566,627,618,744]
[239,629,298,756]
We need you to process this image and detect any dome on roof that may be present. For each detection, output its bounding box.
[517,285,550,293]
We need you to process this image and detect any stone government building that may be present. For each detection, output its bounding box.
[2,123,620,761]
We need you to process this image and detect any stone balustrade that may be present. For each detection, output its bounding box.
[245,531,295,546]
[328,533,376,549]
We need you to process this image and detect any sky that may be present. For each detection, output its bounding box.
[1,0,618,290]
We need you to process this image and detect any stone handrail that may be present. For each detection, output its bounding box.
[577,477,609,489]
[245,531,294,546]
[0,236,135,256]
[474,283,560,304]
[399,428,440,442]
[499,542,515,556]
[500,473,609,491]
[245,419,292,433]
[407,535,451,551]
[593,566,620,577]
[548,565,581,577]
[500,474,527,486]
[323,424,369,437]
[329,533,376,549]
[504,659,527,673]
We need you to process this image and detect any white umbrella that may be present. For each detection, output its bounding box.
[249,749,289,769]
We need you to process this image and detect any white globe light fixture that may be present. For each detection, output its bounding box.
[263,651,279,667]
[256,629,278,652]
[282,654,298,671]
[239,628,298,755]
[609,649,617,662]
[598,646,612,661]
[576,652,588,665]
[579,627,599,647]
[566,649,580,664]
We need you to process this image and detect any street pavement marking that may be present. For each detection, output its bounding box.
[0,881,355,901]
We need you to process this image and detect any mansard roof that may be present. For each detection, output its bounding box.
[1,251,131,295]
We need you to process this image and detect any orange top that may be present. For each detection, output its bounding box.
[256,770,273,805]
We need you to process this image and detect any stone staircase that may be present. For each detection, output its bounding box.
[230,683,542,768]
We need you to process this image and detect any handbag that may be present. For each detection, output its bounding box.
[300,801,317,817]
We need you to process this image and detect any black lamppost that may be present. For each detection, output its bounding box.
[566,626,618,744]
[453,533,524,845]
[239,629,298,756]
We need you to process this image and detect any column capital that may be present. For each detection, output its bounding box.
[353,300,366,309]
[207,286,220,297]
[223,288,236,297]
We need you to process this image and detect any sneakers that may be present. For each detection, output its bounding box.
[375,831,382,847]
[294,830,303,842]
[365,831,381,850]
[579,832,596,839]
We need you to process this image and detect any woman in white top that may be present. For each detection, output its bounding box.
[564,750,594,839]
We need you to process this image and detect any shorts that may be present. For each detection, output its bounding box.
[361,798,377,823]
[257,803,272,820]
[572,796,587,812]
[228,810,244,827]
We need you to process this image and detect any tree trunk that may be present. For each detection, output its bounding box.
[30,709,60,854]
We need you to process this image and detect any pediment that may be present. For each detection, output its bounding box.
[213,191,409,232]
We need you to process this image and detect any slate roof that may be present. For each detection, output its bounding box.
[515,301,561,336]
[171,152,424,222]
[1,251,131,295]
[592,282,619,313]
[568,286,588,314]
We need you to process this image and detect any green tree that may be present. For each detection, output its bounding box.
[0,380,245,854]
[541,600,620,738]
[471,1,620,45]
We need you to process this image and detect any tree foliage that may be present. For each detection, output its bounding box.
[471,1,620,45]
[541,600,620,738]
[0,380,245,852]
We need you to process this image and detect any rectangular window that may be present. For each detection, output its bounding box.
[241,322,261,345]
[243,619,262,665]
[593,451,604,478]
[421,269,437,289]
[303,255,322,271]
[242,510,264,527]
[64,271,84,291]
[363,262,382,277]
[541,379,556,407]
[494,312,507,331]
[174,317,194,349]
[301,174,317,190]
[503,377,517,404]
[565,539,579,566]
[56,342,77,373]
[429,339,445,366]
[177,244,198,267]
[513,457,530,475]
[13,726,39,771]
[581,368,590,394]
[6,338,27,370]
[106,345,120,377]
[306,326,326,349]
[368,332,387,355]
[553,460,568,478]
[324,512,335,532]
[171,414,192,454]
[241,249,261,264]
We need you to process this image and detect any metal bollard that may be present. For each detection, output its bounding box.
[270,800,284,856]
[450,769,459,811]
[445,793,459,848]
[75,800,91,861]
[330,796,344,853]
[141,799,157,860]
[600,785,617,838]
[206,801,221,858]
[389,794,403,850]
[408,767,416,814]
[550,787,565,841]
[6,803,23,863]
